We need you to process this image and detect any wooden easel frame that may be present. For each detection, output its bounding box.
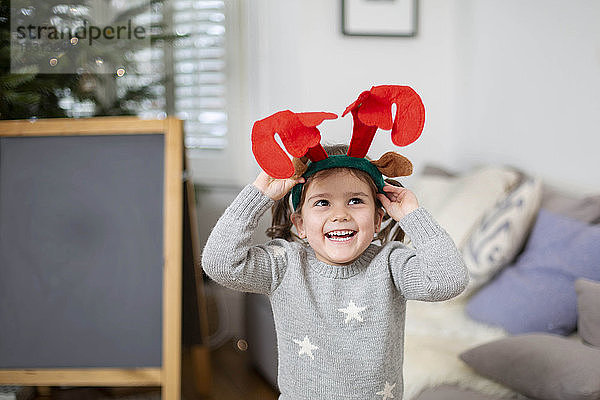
[0,116,184,400]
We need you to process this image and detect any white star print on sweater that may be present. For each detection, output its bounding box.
[293,336,318,359]
[202,185,468,399]
[376,381,396,399]
[338,300,366,323]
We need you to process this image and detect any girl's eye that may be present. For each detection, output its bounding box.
[348,198,364,205]
[314,199,329,207]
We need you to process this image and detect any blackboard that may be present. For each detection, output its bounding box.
[0,134,164,368]
[0,117,184,400]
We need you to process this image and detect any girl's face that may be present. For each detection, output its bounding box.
[291,170,383,266]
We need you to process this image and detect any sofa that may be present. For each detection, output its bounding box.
[244,164,600,400]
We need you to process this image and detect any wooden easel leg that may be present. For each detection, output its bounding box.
[191,345,212,396]
[183,158,213,397]
[162,118,184,400]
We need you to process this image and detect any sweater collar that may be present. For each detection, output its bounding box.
[305,244,379,279]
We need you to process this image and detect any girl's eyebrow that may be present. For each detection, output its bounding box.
[348,192,369,197]
[307,193,331,202]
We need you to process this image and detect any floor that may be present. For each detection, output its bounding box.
[28,340,279,400]
[197,341,279,400]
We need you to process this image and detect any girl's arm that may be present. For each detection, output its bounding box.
[201,173,303,295]
[390,207,469,301]
[378,185,468,301]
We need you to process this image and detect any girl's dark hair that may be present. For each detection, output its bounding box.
[266,144,405,244]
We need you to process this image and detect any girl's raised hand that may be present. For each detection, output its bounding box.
[377,184,420,221]
[253,171,305,201]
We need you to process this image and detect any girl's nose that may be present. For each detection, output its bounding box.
[330,206,350,222]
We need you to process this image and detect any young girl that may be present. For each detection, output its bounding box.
[202,86,468,399]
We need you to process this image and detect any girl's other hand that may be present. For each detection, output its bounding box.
[253,172,305,201]
[377,184,419,221]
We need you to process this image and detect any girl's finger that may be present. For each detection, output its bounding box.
[382,184,406,194]
[377,193,391,209]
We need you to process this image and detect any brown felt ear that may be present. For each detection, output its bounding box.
[371,152,413,177]
[292,157,309,179]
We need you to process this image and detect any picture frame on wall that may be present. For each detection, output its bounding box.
[341,0,418,37]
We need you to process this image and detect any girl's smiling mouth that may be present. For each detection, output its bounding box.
[324,230,357,242]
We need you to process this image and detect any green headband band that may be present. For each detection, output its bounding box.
[291,155,386,211]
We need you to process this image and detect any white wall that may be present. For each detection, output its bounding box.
[454,0,600,192]
[232,0,600,193]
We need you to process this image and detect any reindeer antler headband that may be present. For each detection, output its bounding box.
[251,85,426,210]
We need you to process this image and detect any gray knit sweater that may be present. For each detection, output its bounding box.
[202,184,468,400]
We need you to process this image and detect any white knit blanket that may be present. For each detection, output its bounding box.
[403,297,527,399]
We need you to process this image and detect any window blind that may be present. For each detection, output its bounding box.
[172,0,228,149]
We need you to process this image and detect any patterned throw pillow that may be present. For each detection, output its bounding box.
[412,166,520,249]
[462,175,542,295]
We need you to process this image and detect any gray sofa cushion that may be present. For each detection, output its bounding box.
[413,384,518,400]
[541,186,600,223]
[460,333,600,400]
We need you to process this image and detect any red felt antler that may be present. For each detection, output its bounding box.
[342,85,425,158]
[251,110,337,179]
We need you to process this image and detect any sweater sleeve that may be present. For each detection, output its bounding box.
[201,184,290,295]
[389,207,469,301]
